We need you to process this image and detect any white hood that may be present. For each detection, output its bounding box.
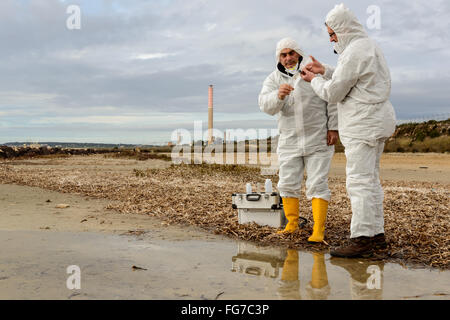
[274,37,312,76]
[325,3,368,54]
[275,37,305,63]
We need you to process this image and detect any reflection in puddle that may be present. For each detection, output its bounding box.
[231,242,389,300]
[278,250,302,300]
[305,252,332,300]
[231,243,286,278]
[0,230,448,299]
[330,257,384,300]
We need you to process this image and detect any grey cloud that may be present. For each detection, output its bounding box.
[0,0,449,144]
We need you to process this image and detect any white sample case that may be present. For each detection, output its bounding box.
[232,192,287,228]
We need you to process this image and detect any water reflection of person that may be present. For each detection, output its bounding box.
[305,252,331,299]
[277,249,301,300]
[277,250,331,300]
[330,258,384,299]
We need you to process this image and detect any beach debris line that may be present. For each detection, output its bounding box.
[0,160,448,269]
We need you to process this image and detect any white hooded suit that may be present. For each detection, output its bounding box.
[310,4,396,238]
[259,38,338,201]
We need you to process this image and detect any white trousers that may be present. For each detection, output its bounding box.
[277,148,334,201]
[340,136,385,238]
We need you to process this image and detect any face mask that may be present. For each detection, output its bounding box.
[333,42,344,54]
[285,63,299,75]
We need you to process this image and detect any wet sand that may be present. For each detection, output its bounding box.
[0,183,207,239]
[0,153,449,299]
[0,186,449,300]
[1,220,449,299]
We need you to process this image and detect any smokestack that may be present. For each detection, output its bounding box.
[208,85,214,145]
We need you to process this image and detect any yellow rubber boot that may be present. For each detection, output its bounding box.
[307,198,328,243]
[309,252,329,288]
[281,249,299,281]
[277,197,299,234]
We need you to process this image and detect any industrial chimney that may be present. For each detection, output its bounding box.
[177,130,181,145]
[208,85,214,145]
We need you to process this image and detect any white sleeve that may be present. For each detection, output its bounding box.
[322,64,335,80]
[326,102,338,131]
[311,55,359,104]
[258,74,287,116]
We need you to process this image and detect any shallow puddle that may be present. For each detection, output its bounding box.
[0,230,448,300]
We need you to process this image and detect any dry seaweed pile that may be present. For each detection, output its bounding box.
[0,161,448,269]
[104,150,172,161]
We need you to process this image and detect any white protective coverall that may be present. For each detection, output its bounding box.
[258,38,338,201]
[310,4,396,238]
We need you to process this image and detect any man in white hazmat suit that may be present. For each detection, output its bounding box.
[301,4,396,257]
[258,38,339,242]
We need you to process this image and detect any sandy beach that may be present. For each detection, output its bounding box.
[1,153,449,269]
[0,152,449,299]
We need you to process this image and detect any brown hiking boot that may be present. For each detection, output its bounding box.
[372,233,388,250]
[330,236,374,258]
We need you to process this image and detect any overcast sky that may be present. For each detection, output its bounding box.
[0,0,449,144]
